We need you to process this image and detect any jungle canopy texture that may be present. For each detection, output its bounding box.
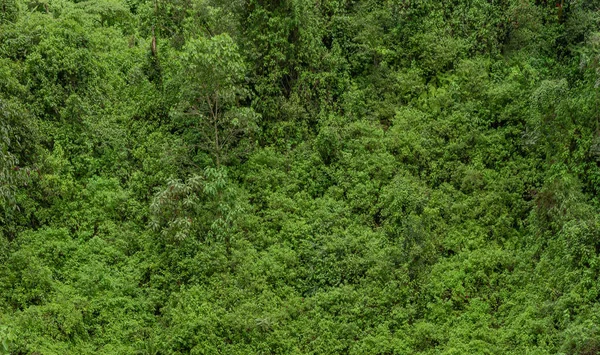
[2,0,600,354]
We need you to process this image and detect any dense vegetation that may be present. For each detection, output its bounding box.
[2,0,600,353]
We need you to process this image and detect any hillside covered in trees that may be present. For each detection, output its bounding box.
[2,0,600,353]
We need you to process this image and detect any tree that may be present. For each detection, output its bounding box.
[172,33,258,168]
[149,167,243,255]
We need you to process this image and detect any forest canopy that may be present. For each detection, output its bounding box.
[2,0,600,354]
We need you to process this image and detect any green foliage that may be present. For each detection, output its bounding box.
[171,34,259,166]
[150,167,244,246]
[3,0,600,354]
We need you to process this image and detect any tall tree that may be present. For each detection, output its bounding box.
[172,33,258,167]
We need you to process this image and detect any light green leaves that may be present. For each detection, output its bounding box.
[0,325,15,355]
[150,167,243,244]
